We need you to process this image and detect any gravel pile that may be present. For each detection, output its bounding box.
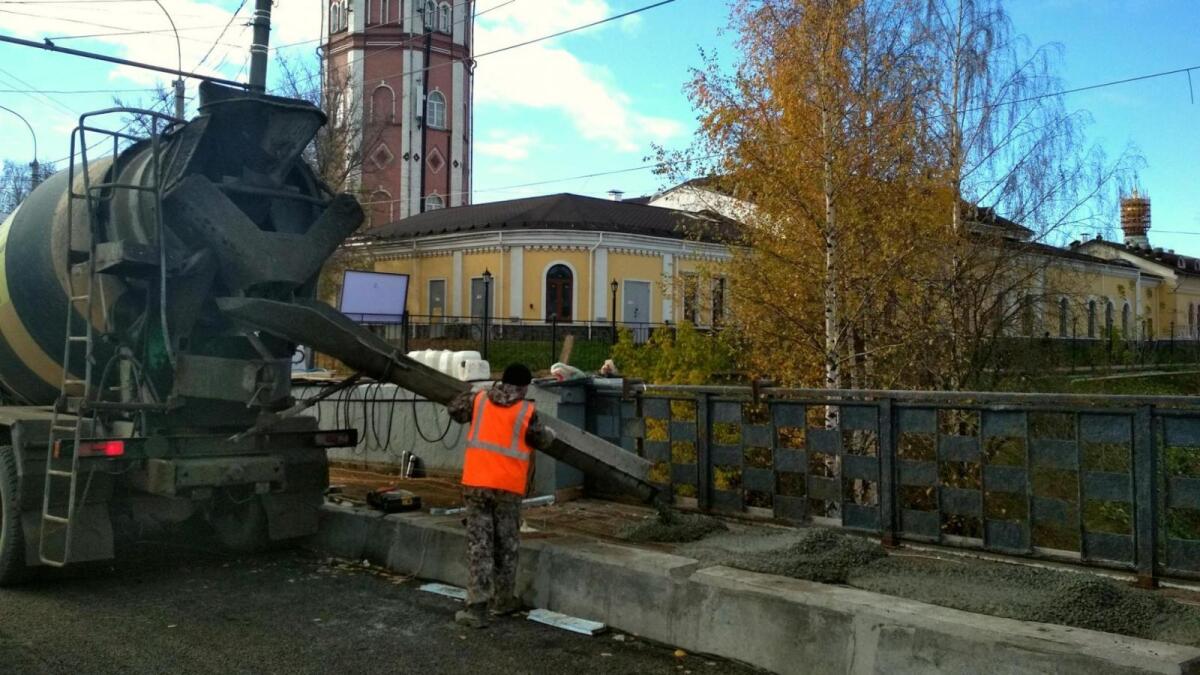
[620,509,728,543]
[728,528,886,584]
[850,555,1200,644]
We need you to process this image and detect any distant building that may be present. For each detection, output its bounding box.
[324,0,473,228]
[1071,191,1200,340]
[361,192,736,327]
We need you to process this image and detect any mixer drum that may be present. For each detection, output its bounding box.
[0,82,364,407]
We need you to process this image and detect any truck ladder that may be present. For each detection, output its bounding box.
[39,109,178,567]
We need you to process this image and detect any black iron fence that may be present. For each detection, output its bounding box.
[586,382,1200,585]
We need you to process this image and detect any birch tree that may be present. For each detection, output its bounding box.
[914,0,1134,387]
[664,0,938,400]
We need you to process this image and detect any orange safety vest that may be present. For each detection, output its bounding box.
[461,391,535,495]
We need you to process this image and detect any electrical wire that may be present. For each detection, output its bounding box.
[348,60,1200,207]
[292,0,676,90]
[193,0,245,72]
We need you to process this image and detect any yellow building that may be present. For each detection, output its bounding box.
[360,192,736,329]
[354,183,1190,346]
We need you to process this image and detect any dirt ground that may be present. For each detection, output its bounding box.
[325,464,1200,646]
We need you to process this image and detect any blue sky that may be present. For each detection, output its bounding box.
[0,0,1195,248]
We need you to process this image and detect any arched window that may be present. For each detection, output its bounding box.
[1058,297,1069,337]
[425,91,446,129]
[1105,300,1114,338]
[1021,294,1036,336]
[1122,303,1131,339]
[438,2,452,33]
[424,193,444,211]
[545,264,574,322]
[369,189,392,228]
[424,0,436,30]
[1191,302,1196,338]
[371,84,395,124]
[1087,300,1097,338]
[329,2,341,32]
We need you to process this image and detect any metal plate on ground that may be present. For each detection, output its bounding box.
[527,608,606,636]
[419,583,467,601]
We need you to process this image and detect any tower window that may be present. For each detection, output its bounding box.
[425,194,444,211]
[425,90,446,129]
[438,2,452,33]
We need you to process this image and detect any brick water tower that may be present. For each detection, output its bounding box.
[324,0,473,228]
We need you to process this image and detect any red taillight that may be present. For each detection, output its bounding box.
[78,440,125,457]
[313,431,356,448]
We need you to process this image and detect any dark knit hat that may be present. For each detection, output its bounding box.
[502,363,533,387]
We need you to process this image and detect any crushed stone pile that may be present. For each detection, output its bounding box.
[620,508,728,543]
[728,528,886,584]
[850,555,1200,644]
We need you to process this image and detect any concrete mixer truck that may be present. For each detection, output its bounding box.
[0,82,657,585]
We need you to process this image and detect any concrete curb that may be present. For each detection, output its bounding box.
[309,504,1200,675]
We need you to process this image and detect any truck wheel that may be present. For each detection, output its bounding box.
[0,445,30,586]
[209,492,270,553]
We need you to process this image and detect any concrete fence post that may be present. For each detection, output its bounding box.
[1133,404,1159,588]
[696,392,712,512]
[877,398,900,547]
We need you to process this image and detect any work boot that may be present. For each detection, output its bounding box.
[490,595,523,617]
[455,603,489,629]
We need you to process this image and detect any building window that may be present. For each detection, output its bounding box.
[1105,300,1114,338]
[368,189,392,228]
[1058,297,1069,337]
[470,277,494,319]
[1022,294,1036,336]
[371,84,395,124]
[1122,303,1131,339]
[681,273,700,325]
[424,193,444,210]
[1087,300,1097,338]
[425,91,446,129]
[1191,302,1196,338]
[546,264,574,322]
[424,0,436,30]
[428,279,446,320]
[712,277,727,327]
[438,2,452,33]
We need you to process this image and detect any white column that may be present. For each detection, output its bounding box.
[399,50,412,218]
[661,253,674,323]
[409,50,425,216]
[593,246,609,320]
[452,250,463,317]
[509,246,524,320]
[450,61,464,207]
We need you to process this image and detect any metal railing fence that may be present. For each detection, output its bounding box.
[586,383,1200,586]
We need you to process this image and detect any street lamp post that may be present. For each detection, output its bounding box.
[0,105,38,191]
[481,268,492,360]
[610,278,619,344]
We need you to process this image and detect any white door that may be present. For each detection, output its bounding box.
[623,281,651,344]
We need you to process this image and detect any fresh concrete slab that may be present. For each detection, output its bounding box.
[310,503,1200,675]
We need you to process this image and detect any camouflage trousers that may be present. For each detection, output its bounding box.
[463,488,521,606]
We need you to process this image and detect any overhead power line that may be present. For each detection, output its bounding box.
[353,59,1200,208]
[194,0,246,71]
[299,0,675,89]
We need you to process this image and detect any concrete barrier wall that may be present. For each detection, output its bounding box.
[312,504,1200,675]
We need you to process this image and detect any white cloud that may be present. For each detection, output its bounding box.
[0,0,320,87]
[475,0,683,153]
[477,132,537,160]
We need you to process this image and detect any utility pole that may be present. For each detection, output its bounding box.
[249,0,273,91]
[173,78,185,119]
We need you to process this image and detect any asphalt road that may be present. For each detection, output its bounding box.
[0,542,759,675]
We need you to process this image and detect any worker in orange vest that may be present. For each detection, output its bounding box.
[447,363,554,628]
